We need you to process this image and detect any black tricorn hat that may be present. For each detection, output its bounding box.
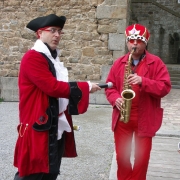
[26,14,66,32]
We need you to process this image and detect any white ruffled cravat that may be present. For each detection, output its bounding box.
[31,39,71,140]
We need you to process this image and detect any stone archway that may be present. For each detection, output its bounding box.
[169,32,180,64]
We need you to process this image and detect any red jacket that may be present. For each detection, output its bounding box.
[14,50,89,176]
[105,50,171,137]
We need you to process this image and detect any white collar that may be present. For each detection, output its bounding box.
[31,39,60,58]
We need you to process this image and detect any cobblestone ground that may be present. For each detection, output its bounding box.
[158,89,180,135]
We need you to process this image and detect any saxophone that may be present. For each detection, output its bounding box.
[120,47,136,123]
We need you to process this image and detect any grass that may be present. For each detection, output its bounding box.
[0,98,4,102]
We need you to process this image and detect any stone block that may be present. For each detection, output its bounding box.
[108,33,125,51]
[113,50,125,61]
[117,19,126,33]
[0,77,18,101]
[116,0,127,6]
[104,0,127,6]
[97,5,127,19]
[82,47,95,57]
[89,90,110,105]
[101,65,111,81]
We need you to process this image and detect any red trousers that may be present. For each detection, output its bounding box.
[114,120,152,180]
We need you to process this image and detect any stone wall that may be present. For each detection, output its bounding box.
[0,0,128,102]
[2,0,180,101]
[1,0,180,102]
[0,0,127,80]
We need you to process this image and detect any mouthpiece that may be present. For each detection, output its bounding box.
[132,47,136,52]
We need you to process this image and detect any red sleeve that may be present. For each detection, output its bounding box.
[68,82,89,115]
[77,82,89,114]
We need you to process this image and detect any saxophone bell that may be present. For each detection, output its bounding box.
[120,89,135,123]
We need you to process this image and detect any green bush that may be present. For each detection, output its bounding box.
[0,98,4,102]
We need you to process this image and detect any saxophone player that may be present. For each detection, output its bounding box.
[105,24,171,180]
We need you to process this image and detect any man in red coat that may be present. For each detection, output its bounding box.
[105,24,171,180]
[13,14,101,180]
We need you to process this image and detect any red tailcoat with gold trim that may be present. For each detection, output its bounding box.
[14,50,89,177]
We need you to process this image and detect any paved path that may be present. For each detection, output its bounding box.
[0,89,180,180]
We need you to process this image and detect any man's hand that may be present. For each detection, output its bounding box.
[115,97,124,110]
[90,83,101,93]
[128,73,142,85]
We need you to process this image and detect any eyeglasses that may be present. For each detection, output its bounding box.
[43,28,63,35]
[128,39,143,44]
